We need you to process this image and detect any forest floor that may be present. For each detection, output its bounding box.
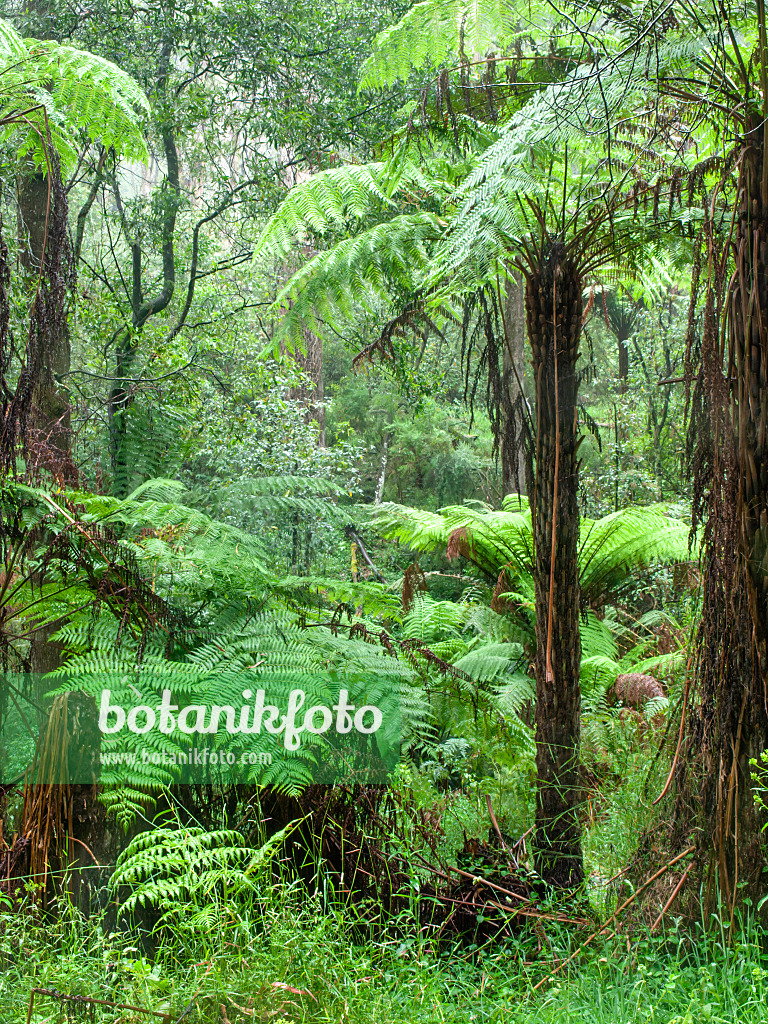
[3,892,768,1024]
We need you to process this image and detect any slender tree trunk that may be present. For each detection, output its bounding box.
[288,324,324,576]
[17,170,72,474]
[617,335,629,393]
[501,273,527,496]
[526,247,584,888]
[290,326,325,446]
[374,431,390,504]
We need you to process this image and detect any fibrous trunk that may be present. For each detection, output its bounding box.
[526,244,584,888]
[685,115,768,901]
[16,166,74,477]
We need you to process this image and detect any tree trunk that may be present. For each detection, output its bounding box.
[374,431,390,504]
[16,167,73,677]
[617,335,629,393]
[526,248,584,889]
[684,112,768,904]
[501,273,527,496]
[17,170,72,474]
[14,145,108,910]
[290,326,325,446]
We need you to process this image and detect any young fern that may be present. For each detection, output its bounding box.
[110,818,295,927]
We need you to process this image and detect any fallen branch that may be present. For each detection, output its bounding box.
[532,846,695,992]
[27,988,169,1024]
[653,659,692,805]
[650,862,694,933]
[446,864,530,902]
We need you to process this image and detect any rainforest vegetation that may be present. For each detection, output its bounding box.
[1,0,768,1020]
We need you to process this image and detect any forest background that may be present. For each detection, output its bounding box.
[0,1,765,1022]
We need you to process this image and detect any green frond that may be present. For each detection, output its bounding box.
[403,597,470,643]
[372,499,695,606]
[0,19,148,168]
[580,613,619,663]
[111,820,294,922]
[268,213,442,344]
[370,499,533,580]
[0,19,26,59]
[578,505,696,605]
[360,0,464,90]
[359,0,556,90]
[254,162,397,260]
[38,40,149,162]
[272,574,400,619]
[452,641,527,683]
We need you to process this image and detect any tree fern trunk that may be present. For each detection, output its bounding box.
[526,246,584,888]
[686,112,768,901]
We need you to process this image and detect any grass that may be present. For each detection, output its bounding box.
[3,879,768,1024]
[0,679,747,1024]
[1,706,711,1024]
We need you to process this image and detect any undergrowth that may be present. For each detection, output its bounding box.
[3,877,768,1023]
[1,685,687,1023]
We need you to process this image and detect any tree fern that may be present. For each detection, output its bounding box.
[370,498,695,607]
[0,18,149,168]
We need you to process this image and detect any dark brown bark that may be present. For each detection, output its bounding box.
[526,247,584,888]
[16,168,74,677]
[501,273,527,496]
[14,161,106,912]
[684,110,768,905]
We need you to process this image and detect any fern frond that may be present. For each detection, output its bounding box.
[578,506,696,605]
[254,162,398,260]
[111,820,295,922]
[0,19,149,167]
[359,0,558,90]
[372,499,695,605]
[268,213,443,343]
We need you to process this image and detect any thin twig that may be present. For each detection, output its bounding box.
[650,862,693,933]
[533,846,695,991]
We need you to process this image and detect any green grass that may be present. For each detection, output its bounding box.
[3,884,768,1024]
[1,711,710,1024]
